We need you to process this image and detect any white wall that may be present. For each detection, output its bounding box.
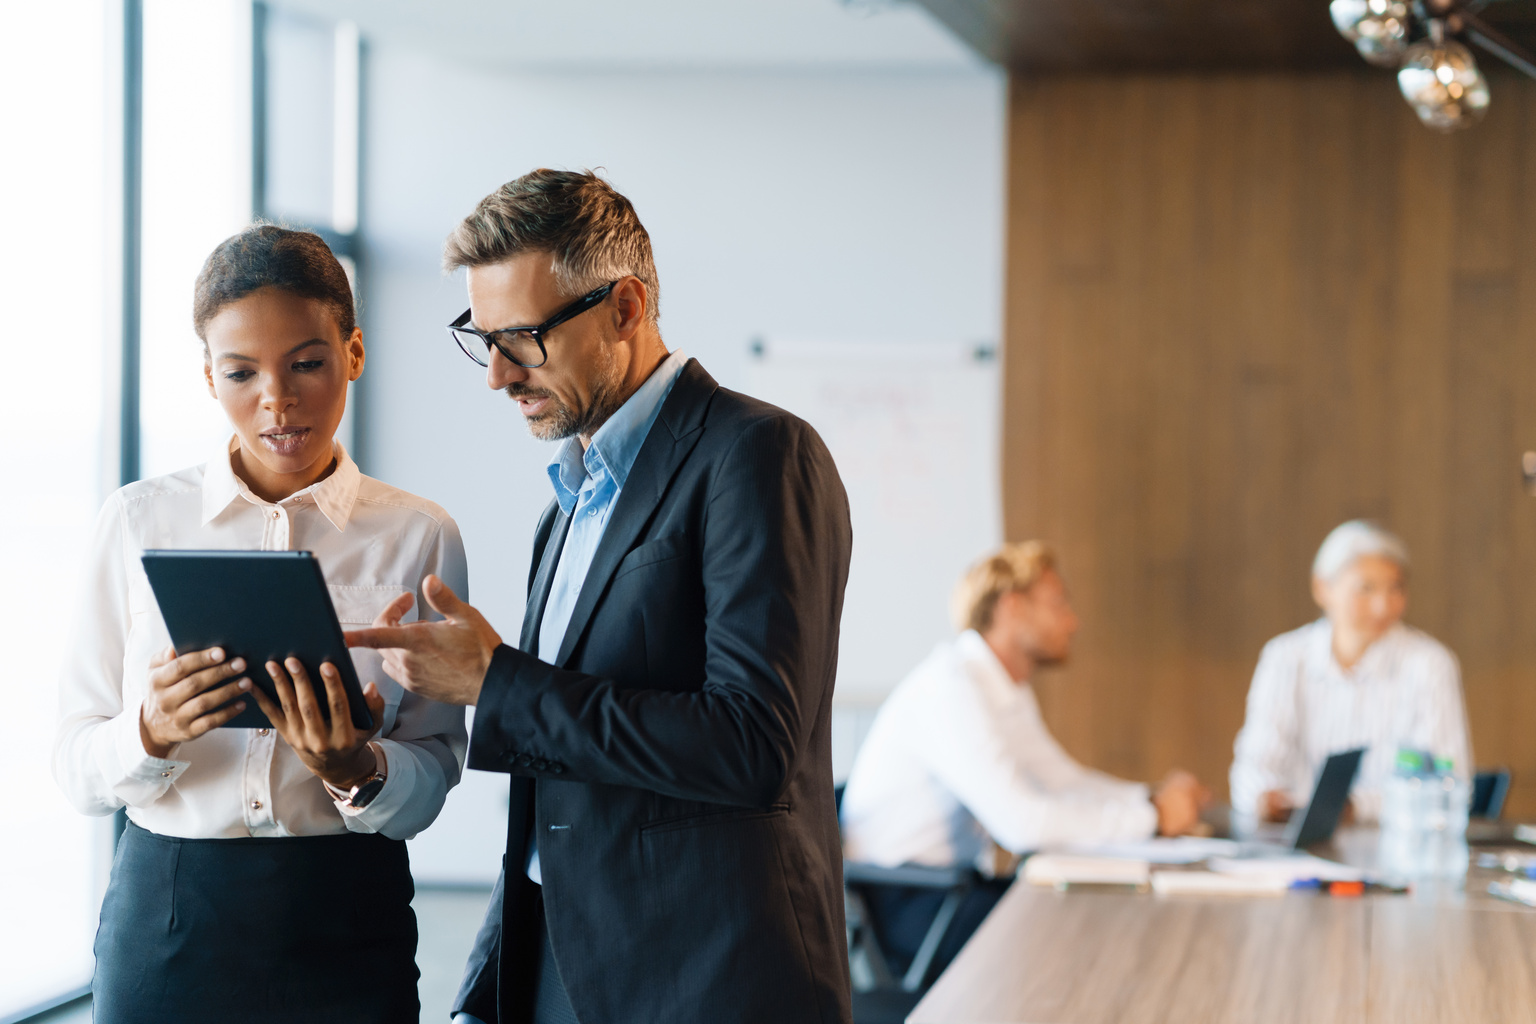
[355,48,1004,880]
[358,54,1005,644]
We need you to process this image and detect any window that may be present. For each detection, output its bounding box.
[138,0,254,479]
[0,2,113,1016]
[0,2,271,1015]
[256,5,362,454]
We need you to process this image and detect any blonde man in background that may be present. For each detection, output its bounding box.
[1230,520,1471,825]
[839,542,1208,978]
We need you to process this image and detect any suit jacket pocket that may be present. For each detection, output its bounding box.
[637,805,819,1020]
[613,534,689,583]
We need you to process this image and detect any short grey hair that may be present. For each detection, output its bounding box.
[443,168,660,326]
[1311,520,1410,582]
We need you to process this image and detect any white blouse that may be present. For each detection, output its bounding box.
[1229,619,1471,824]
[53,437,468,840]
[840,630,1157,873]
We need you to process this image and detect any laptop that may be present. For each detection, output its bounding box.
[1239,747,1366,854]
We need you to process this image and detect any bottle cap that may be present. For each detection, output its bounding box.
[1433,756,1454,774]
[1396,748,1427,774]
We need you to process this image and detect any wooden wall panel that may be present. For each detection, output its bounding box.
[1003,72,1536,814]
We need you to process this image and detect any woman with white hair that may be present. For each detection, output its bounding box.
[1229,521,1471,824]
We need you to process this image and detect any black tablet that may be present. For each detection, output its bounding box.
[140,550,373,731]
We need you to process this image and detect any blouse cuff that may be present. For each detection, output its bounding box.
[108,700,191,794]
[337,737,421,836]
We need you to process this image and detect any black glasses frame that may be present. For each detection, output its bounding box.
[448,280,618,368]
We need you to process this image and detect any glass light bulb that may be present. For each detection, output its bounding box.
[1398,39,1490,131]
[1331,0,1411,66]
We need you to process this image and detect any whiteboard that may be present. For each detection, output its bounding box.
[745,338,1002,702]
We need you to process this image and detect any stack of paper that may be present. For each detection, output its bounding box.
[1065,837,1241,865]
[1150,871,1289,897]
[1207,854,1363,884]
[1023,854,1151,888]
[1489,877,1536,908]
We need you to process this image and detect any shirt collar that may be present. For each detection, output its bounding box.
[547,440,588,516]
[1307,617,1402,679]
[956,629,1029,709]
[201,434,362,532]
[545,349,689,515]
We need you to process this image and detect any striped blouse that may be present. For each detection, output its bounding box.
[1229,619,1471,823]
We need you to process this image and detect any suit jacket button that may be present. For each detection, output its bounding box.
[533,759,549,771]
[551,764,565,774]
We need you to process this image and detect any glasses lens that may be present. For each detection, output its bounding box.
[495,330,546,368]
[450,329,490,367]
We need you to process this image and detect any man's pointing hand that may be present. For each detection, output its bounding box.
[345,575,502,706]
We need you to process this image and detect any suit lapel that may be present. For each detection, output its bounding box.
[553,359,718,668]
[520,501,570,654]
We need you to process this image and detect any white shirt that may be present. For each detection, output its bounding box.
[53,437,469,840]
[840,631,1157,873]
[1229,619,1471,824]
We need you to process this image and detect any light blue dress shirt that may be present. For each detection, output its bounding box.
[524,348,688,886]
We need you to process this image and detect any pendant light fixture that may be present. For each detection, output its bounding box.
[1330,0,1412,66]
[1397,24,1491,128]
[1331,0,1536,132]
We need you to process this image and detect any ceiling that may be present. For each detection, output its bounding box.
[270,0,985,71]
[269,0,1536,78]
[912,0,1536,72]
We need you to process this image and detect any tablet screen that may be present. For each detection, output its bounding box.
[140,550,373,731]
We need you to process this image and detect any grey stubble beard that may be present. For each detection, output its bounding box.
[505,343,626,442]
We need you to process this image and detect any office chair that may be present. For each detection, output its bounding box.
[837,785,982,1024]
[1472,769,1512,819]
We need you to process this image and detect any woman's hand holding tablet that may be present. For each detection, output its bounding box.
[247,657,387,792]
[140,645,255,758]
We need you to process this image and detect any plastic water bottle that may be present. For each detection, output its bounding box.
[1378,749,1428,885]
[1378,749,1469,885]
[1427,756,1470,880]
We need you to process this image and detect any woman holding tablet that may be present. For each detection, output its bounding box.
[53,226,468,1023]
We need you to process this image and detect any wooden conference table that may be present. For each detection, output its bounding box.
[909,828,1536,1024]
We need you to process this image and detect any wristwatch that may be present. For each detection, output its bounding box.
[326,743,388,809]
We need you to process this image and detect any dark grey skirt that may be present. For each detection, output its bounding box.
[93,821,418,1024]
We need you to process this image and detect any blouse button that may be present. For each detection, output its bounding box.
[257,728,271,737]
[250,800,263,811]
[160,770,172,778]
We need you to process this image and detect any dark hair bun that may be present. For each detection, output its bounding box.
[193,224,355,342]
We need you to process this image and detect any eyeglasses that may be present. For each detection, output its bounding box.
[448,280,617,369]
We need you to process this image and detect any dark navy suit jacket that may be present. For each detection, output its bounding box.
[452,359,854,1024]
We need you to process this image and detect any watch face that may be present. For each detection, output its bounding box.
[351,777,387,809]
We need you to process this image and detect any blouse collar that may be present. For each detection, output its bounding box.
[201,434,361,532]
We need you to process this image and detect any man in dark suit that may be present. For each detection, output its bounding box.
[346,169,854,1024]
